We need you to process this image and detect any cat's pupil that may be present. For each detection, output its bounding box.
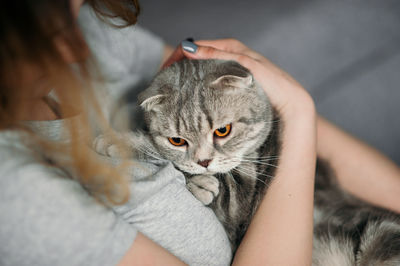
[218,127,227,133]
[172,138,181,143]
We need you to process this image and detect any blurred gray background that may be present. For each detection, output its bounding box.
[138,0,400,164]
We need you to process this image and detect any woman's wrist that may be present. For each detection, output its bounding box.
[277,90,316,125]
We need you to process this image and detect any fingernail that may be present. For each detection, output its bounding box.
[181,40,198,53]
[185,37,195,42]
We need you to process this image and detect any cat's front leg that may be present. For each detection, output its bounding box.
[186,175,220,205]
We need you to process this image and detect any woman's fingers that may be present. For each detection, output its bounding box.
[182,42,257,71]
[194,39,266,63]
[194,39,247,53]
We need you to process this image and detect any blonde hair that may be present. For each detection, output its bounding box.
[0,0,141,205]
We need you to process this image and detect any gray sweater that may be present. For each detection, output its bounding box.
[0,4,231,266]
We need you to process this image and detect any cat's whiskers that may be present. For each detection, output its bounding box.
[233,165,275,181]
[229,155,279,168]
[137,146,164,161]
[241,155,280,160]
[232,168,270,187]
[238,158,279,169]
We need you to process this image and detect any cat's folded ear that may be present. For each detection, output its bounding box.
[210,74,253,90]
[139,94,165,112]
[138,83,171,112]
[210,60,254,90]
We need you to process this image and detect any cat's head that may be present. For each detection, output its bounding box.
[138,59,274,175]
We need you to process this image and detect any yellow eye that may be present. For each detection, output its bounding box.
[214,124,232,138]
[168,137,187,146]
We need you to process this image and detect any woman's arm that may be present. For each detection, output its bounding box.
[317,115,400,213]
[233,104,316,266]
[181,39,317,265]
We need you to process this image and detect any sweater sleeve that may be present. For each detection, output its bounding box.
[0,132,137,266]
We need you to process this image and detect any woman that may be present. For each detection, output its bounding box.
[1,1,399,266]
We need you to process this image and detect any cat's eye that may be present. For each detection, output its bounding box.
[168,137,187,146]
[214,124,232,138]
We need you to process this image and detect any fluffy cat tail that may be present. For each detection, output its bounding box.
[312,235,355,266]
[356,220,400,266]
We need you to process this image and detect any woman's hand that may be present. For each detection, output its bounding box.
[164,39,315,119]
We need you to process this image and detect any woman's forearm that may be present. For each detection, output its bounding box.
[233,103,317,265]
[317,116,400,213]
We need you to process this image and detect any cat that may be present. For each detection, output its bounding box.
[96,58,400,264]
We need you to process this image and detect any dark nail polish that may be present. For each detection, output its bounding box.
[181,40,198,53]
[185,37,195,43]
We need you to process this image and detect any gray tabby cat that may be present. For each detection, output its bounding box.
[138,59,280,252]
[104,58,400,264]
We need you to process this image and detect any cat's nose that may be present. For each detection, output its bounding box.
[197,159,212,168]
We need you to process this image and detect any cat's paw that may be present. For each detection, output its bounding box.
[186,175,220,205]
[93,133,128,158]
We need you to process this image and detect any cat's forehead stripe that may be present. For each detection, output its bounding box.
[175,115,181,135]
[178,61,185,88]
[192,60,201,80]
[181,115,189,132]
[199,90,213,129]
[197,114,203,133]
